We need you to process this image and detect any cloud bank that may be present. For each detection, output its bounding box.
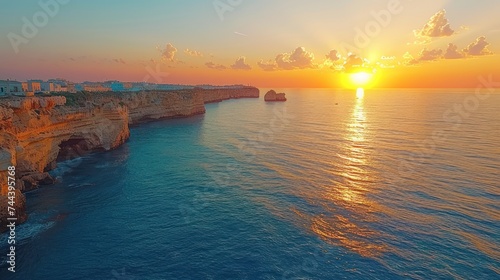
[463,36,493,56]
[257,47,315,71]
[409,36,493,64]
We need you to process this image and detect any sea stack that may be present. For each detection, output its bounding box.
[264,90,287,102]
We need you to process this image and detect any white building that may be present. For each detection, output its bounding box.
[0,81,9,96]
[41,82,55,92]
[0,80,24,96]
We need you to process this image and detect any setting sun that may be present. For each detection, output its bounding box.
[350,72,373,87]
[340,71,376,89]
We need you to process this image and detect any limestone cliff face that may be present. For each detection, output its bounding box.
[4,98,129,180]
[0,95,128,229]
[123,90,206,124]
[0,95,129,229]
[201,87,260,103]
[0,87,259,232]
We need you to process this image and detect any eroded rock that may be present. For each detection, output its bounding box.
[264,90,287,102]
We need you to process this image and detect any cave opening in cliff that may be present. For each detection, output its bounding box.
[56,137,105,162]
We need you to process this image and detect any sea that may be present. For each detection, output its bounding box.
[1,88,499,279]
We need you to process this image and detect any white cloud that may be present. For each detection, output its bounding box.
[463,36,493,56]
[402,52,417,65]
[161,43,177,62]
[376,56,397,69]
[403,52,414,61]
[184,49,203,57]
[231,56,252,70]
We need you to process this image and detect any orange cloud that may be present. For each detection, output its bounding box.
[407,36,494,64]
[257,60,278,71]
[414,10,455,43]
[231,57,251,70]
[444,43,465,59]
[326,50,340,62]
[258,47,316,71]
[463,36,493,56]
[205,61,226,70]
[410,48,443,64]
[276,47,315,70]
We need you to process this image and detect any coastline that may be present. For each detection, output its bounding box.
[0,86,259,232]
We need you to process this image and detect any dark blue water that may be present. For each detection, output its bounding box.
[1,89,499,279]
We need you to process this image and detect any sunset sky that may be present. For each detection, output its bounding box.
[1,0,499,88]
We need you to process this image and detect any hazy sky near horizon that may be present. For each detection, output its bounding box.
[1,0,499,87]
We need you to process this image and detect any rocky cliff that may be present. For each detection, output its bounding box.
[0,95,130,230]
[123,90,206,124]
[0,87,259,231]
[202,86,260,103]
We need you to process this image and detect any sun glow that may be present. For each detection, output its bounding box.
[351,72,371,85]
[350,72,373,87]
[340,70,376,89]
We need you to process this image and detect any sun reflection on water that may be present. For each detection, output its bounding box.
[308,90,388,257]
[356,88,365,99]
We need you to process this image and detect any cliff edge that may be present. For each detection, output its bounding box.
[0,87,259,232]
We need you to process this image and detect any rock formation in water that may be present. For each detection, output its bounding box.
[264,90,287,102]
[0,87,259,231]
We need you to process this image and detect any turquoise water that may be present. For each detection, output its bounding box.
[1,88,499,279]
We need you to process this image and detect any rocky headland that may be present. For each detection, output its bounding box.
[0,86,259,231]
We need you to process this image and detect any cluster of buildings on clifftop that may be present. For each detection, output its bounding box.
[0,79,252,98]
[0,79,76,97]
[0,79,192,97]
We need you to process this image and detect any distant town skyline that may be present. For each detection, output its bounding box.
[1,0,500,88]
[0,77,252,97]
